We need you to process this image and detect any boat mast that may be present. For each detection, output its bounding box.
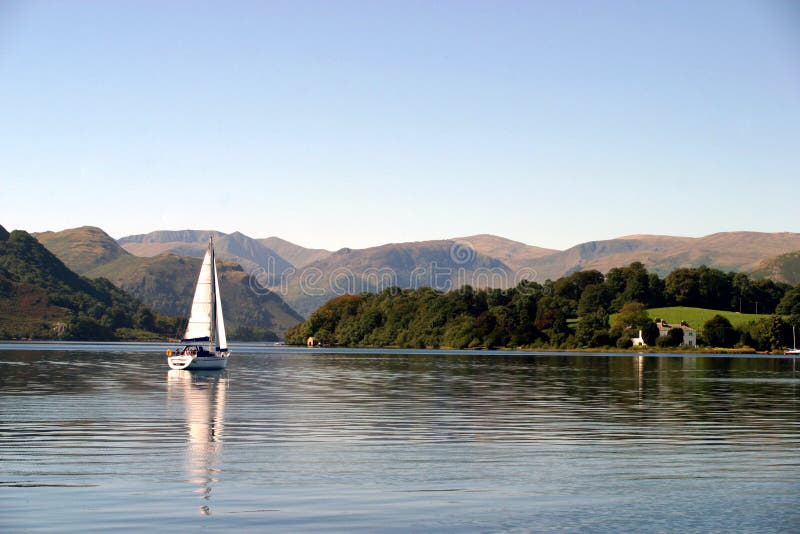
[210,236,216,355]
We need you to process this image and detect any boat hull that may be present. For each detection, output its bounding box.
[168,354,229,370]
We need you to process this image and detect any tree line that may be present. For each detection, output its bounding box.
[286,262,800,350]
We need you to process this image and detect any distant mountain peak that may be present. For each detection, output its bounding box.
[258,236,332,269]
[34,226,130,275]
[118,229,226,245]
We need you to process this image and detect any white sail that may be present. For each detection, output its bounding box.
[213,260,227,351]
[183,249,214,342]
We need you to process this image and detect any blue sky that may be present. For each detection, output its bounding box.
[1,1,798,251]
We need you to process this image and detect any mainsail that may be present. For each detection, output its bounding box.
[183,248,214,342]
[214,259,228,351]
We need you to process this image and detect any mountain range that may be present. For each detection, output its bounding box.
[24,224,800,322]
[87,227,800,318]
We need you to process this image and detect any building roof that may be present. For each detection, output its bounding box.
[655,320,696,333]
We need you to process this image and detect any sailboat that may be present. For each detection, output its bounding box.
[785,326,800,356]
[167,237,230,370]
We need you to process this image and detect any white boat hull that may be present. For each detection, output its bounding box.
[168,353,229,370]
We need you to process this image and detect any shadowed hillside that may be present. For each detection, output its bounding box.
[751,250,800,286]
[1,225,182,340]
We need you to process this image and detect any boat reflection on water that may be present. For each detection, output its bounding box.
[166,369,228,515]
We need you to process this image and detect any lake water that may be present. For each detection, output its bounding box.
[1,343,798,532]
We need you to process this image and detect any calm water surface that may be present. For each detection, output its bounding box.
[1,343,798,532]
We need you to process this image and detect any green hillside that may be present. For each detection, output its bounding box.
[0,225,182,340]
[34,226,130,274]
[37,227,304,339]
[645,307,769,329]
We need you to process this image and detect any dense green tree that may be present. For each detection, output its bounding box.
[554,270,604,302]
[134,307,155,331]
[660,265,781,312]
[731,272,751,312]
[660,327,683,347]
[664,268,701,306]
[765,315,787,350]
[703,315,738,348]
[642,322,660,346]
[577,284,610,316]
[534,295,572,340]
[606,263,656,311]
[748,279,790,314]
[740,315,795,351]
[777,287,800,315]
[575,309,610,347]
[616,336,633,349]
[647,273,666,307]
[604,267,626,299]
[613,302,650,331]
[618,262,650,306]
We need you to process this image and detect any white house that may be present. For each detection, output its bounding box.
[655,320,697,347]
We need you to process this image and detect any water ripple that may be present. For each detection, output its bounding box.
[0,346,798,532]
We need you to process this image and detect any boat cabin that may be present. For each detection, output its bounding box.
[177,345,211,356]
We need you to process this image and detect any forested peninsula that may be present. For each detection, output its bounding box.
[287,263,800,351]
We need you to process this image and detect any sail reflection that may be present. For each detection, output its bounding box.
[166,369,228,515]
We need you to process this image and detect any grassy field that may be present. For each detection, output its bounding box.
[645,306,770,329]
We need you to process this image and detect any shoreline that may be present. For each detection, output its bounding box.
[290,344,778,355]
[0,339,791,357]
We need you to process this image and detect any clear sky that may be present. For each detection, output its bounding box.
[1,1,798,251]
